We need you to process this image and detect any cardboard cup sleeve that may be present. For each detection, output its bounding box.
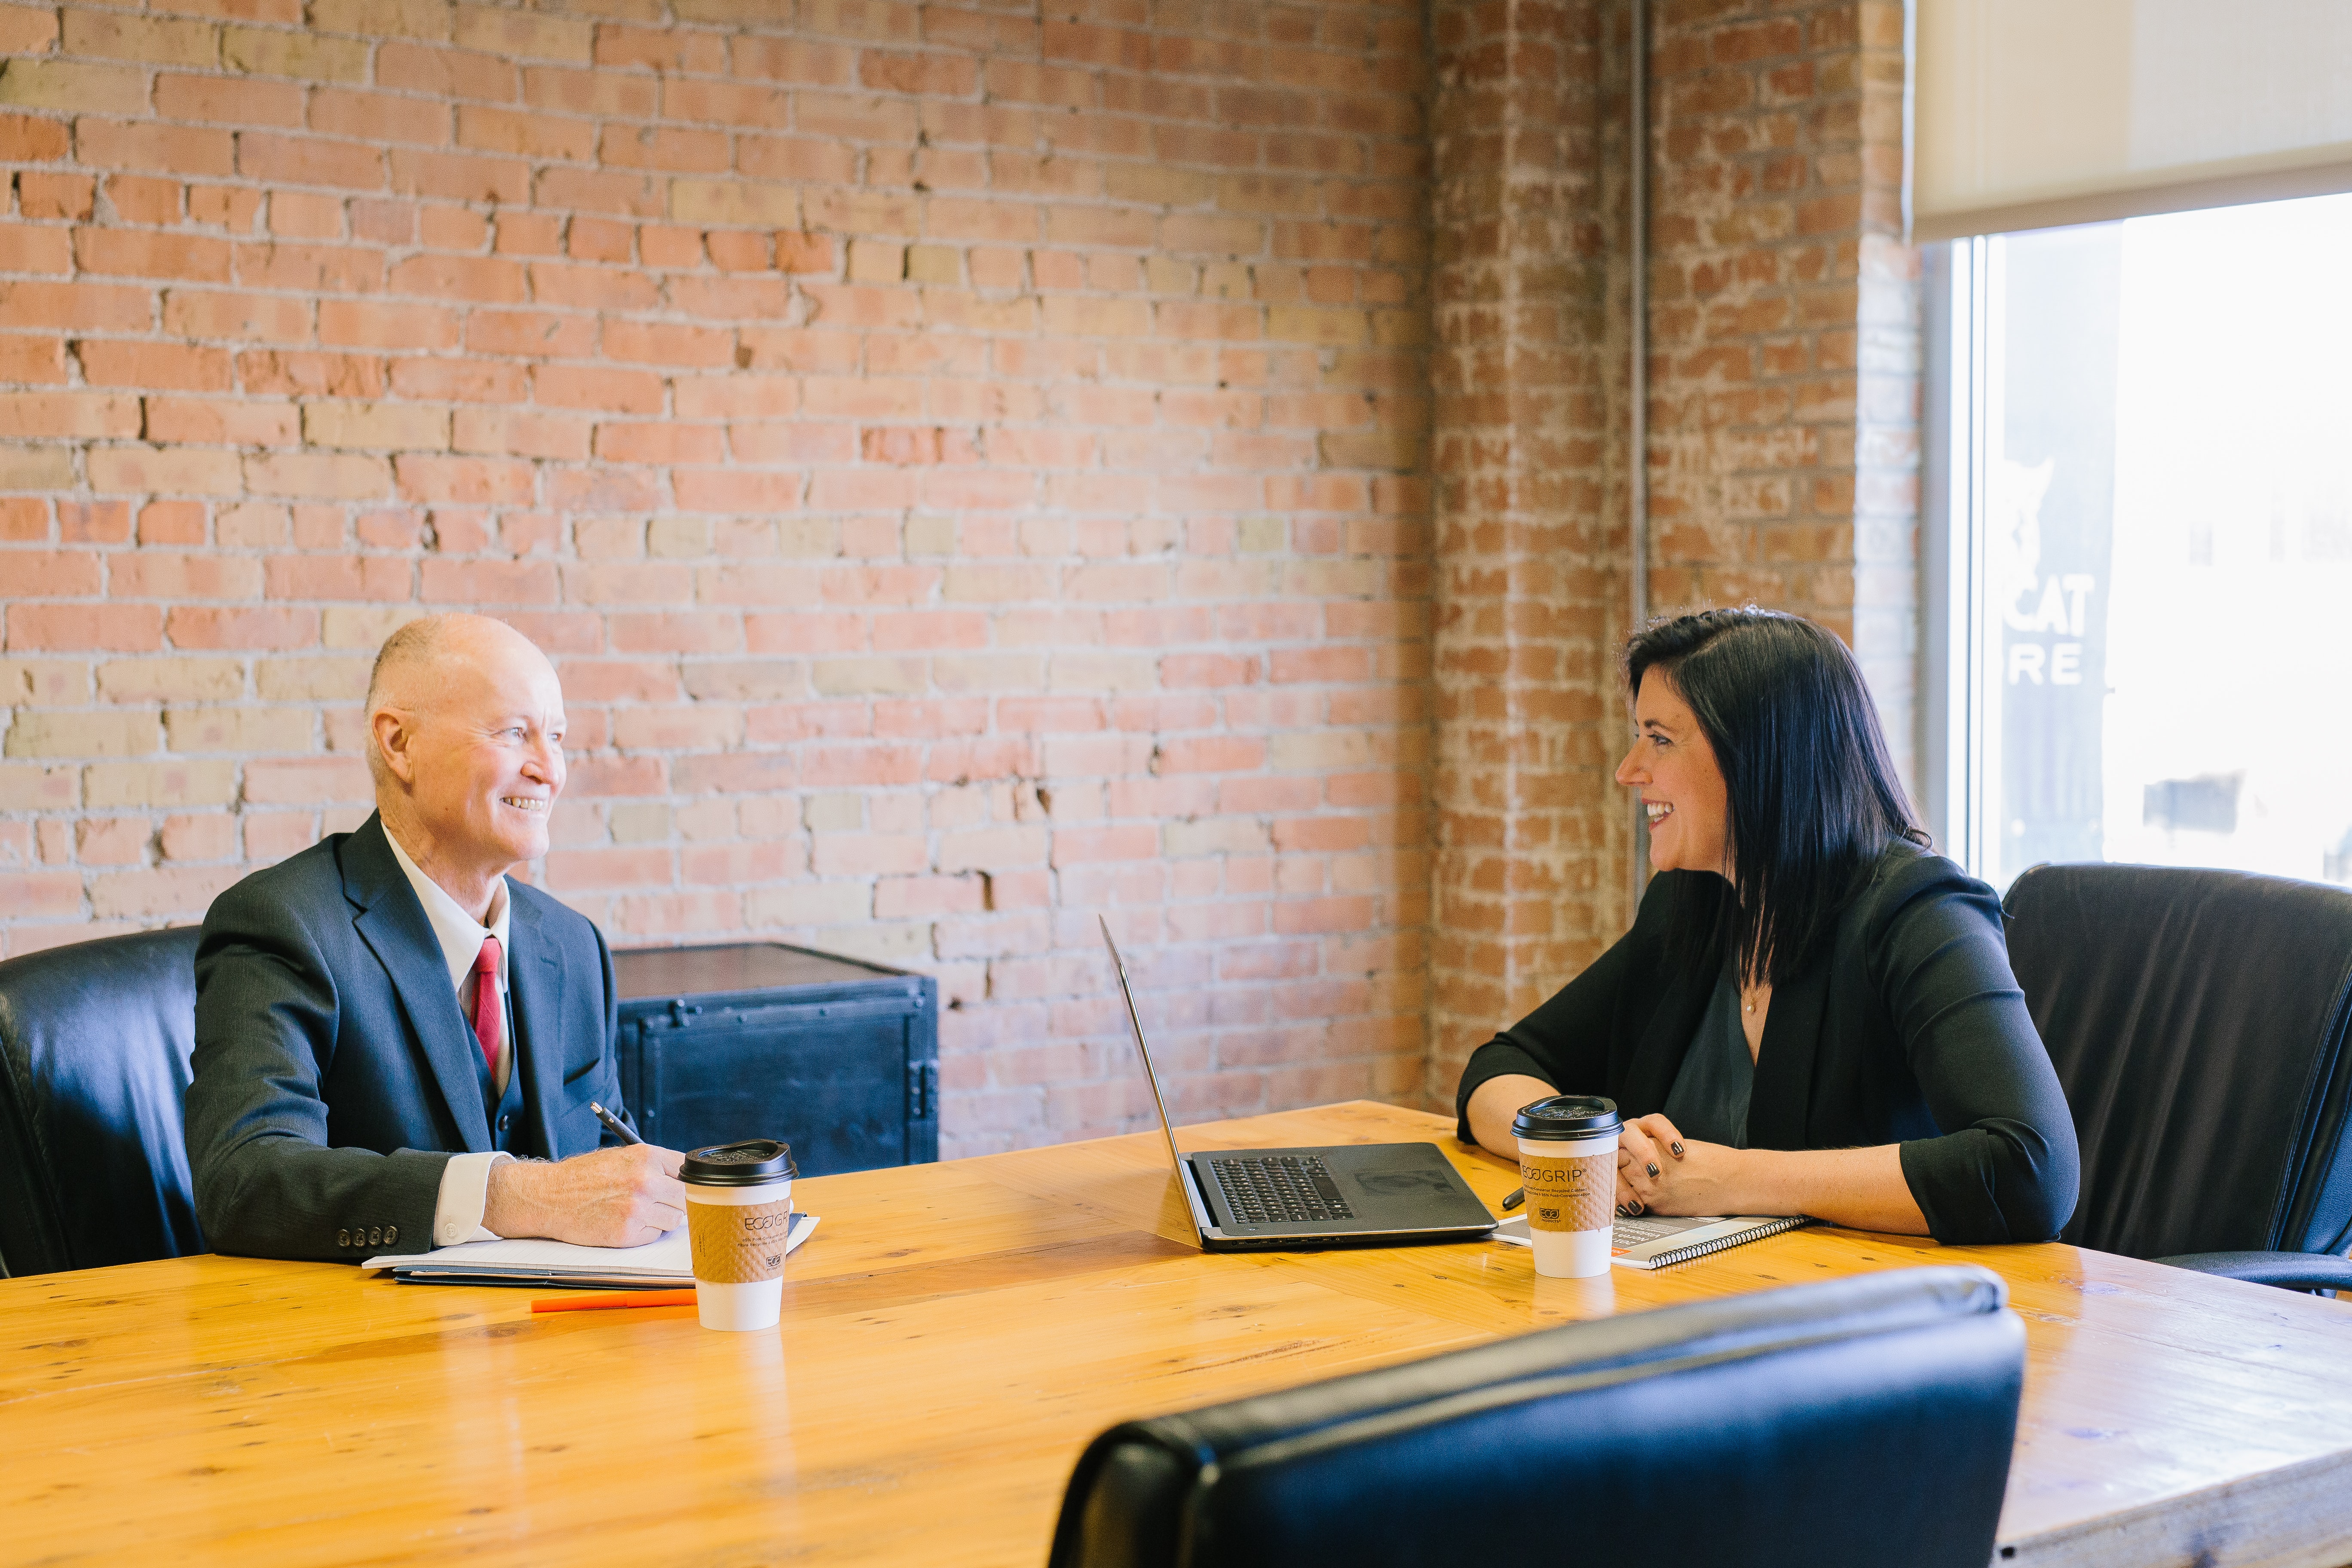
[1519,1148,1617,1234]
[686,1193,794,1284]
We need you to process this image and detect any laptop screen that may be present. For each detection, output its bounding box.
[1099,916,1190,1182]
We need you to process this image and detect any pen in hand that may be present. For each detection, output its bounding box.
[589,1102,644,1145]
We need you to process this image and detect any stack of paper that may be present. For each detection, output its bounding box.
[360,1213,818,1288]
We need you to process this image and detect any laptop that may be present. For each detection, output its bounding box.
[1101,918,1499,1252]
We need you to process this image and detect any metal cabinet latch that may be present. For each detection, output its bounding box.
[906,1060,940,1120]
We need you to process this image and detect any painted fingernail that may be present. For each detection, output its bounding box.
[1616,1204,1629,1217]
[1628,1200,1645,1216]
[1670,1142,1685,1158]
[1646,1161,1660,1178]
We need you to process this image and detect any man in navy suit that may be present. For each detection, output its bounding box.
[187,614,684,1261]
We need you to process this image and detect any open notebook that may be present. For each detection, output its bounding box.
[360,1213,818,1288]
[1493,1211,1808,1269]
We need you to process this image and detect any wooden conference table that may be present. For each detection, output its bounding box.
[7,1102,2352,1568]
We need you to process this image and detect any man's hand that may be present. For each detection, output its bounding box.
[483,1144,686,1247]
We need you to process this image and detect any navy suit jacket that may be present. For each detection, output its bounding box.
[186,812,632,1262]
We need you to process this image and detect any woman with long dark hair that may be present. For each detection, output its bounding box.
[1458,607,2079,1242]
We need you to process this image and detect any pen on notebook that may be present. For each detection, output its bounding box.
[1501,1186,1524,1211]
[589,1102,643,1145]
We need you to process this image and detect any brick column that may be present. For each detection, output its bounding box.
[1852,6,1922,785]
[1424,0,1923,1113]
[1426,0,1628,1106]
[1646,0,1921,783]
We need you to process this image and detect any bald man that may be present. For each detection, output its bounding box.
[187,615,684,1262]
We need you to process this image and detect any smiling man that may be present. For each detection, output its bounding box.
[186,614,684,1262]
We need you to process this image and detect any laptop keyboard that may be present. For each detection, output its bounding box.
[1210,1155,1356,1225]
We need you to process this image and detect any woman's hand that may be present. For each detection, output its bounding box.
[1491,1094,1931,1234]
[1614,1113,1729,1216]
[1613,1114,1930,1233]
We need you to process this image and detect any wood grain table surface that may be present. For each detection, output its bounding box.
[6,1100,2352,1568]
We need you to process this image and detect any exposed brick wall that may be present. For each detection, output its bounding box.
[1645,0,1920,782]
[0,0,1924,1143]
[1426,0,1634,1103]
[1852,14,1919,787]
[0,0,1434,1156]
[1422,0,1921,1099]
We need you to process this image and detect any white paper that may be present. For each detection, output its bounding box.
[361,1213,816,1284]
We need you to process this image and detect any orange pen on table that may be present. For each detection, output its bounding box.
[531,1288,697,1314]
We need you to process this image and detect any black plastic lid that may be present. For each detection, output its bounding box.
[680,1139,797,1186]
[1510,1095,1622,1140]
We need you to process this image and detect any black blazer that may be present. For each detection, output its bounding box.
[186,813,631,1262]
[1455,841,2079,1244]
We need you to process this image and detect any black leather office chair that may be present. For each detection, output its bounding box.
[0,928,206,1276]
[2003,863,2352,1294]
[1050,1266,2023,1568]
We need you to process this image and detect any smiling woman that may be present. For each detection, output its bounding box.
[1458,608,2082,1245]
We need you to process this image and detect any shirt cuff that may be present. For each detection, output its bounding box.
[433,1150,516,1247]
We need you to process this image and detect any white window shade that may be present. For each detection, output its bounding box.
[1915,0,2352,240]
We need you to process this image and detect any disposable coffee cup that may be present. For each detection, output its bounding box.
[680,1139,797,1332]
[1512,1096,1623,1278]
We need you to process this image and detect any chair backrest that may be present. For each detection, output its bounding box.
[2003,862,2352,1261]
[1048,1266,2023,1568]
[0,928,206,1277]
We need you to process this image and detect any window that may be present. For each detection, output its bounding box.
[1926,193,2352,890]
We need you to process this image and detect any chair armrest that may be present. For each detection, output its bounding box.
[2154,1251,2352,1294]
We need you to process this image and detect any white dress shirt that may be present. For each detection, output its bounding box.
[381,825,516,1247]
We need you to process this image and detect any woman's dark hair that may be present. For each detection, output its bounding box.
[1626,606,1928,988]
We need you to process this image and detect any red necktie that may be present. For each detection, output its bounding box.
[471,935,502,1079]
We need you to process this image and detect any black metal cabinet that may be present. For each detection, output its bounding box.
[609,943,938,1176]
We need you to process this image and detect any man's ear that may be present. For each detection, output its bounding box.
[372,707,416,786]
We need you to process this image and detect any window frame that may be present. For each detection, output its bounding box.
[1920,236,1987,876]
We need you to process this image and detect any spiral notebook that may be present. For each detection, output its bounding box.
[1492,1212,1810,1269]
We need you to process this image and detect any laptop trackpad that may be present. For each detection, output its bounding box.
[1319,1144,1487,1222]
